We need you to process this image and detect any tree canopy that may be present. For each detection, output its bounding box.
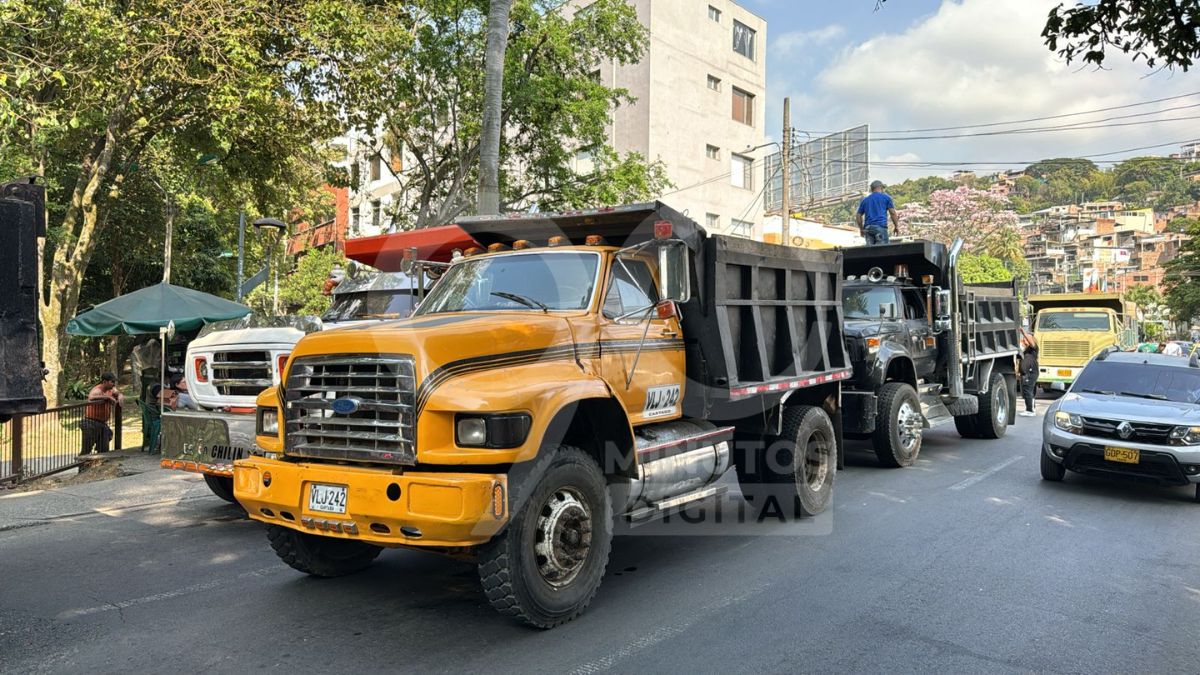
[1042,0,1200,71]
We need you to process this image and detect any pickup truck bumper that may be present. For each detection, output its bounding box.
[234,457,508,548]
[160,410,255,477]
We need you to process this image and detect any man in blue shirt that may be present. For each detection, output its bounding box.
[856,180,900,245]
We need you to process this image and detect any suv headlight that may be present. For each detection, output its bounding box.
[257,407,279,436]
[455,413,531,449]
[1053,411,1082,433]
[1169,426,1200,446]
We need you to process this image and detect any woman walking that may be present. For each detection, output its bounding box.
[1019,331,1039,417]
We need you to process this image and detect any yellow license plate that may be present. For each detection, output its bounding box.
[1104,447,1140,464]
[1057,369,1072,377]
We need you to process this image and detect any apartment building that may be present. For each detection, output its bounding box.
[570,0,767,237]
[330,132,408,239]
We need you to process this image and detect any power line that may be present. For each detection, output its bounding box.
[864,113,1200,142]
[822,140,1200,168]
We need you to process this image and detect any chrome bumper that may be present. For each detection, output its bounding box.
[160,410,256,477]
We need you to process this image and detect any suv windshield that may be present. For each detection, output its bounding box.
[322,291,416,322]
[1038,311,1110,331]
[415,251,599,315]
[843,286,900,319]
[1073,361,1200,404]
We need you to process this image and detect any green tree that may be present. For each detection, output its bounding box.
[1024,158,1099,181]
[1124,283,1163,310]
[246,246,344,316]
[1042,0,1200,71]
[958,253,1014,284]
[1164,217,1200,325]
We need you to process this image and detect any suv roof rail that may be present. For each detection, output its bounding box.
[1095,345,1120,361]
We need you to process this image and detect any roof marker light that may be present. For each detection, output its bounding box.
[654,220,672,239]
[512,239,534,250]
[585,235,608,246]
[487,243,509,253]
[547,236,566,247]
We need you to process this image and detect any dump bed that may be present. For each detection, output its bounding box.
[961,282,1021,361]
[1028,293,1128,317]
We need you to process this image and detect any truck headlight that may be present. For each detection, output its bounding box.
[1169,426,1200,446]
[257,407,279,436]
[1053,411,1082,433]
[455,413,531,449]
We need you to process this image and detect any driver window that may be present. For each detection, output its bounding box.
[902,289,926,321]
[604,258,660,319]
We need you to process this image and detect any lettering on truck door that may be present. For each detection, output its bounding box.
[598,256,685,424]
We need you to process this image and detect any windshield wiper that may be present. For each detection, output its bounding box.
[1080,388,1115,395]
[1119,391,1168,401]
[490,291,549,313]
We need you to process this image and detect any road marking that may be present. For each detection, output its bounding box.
[948,456,1024,491]
[57,566,280,620]
[567,582,769,675]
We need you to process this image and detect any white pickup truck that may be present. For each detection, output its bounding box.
[161,271,428,501]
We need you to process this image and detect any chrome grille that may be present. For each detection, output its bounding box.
[212,350,272,397]
[1080,417,1173,445]
[283,355,416,465]
[1041,340,1092,361]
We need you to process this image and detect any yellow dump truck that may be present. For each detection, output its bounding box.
[1028,293,1137,390]
[235,202,851,627]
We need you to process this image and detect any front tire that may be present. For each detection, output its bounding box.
[873,382,922,467]
[477,446,612,629]
[266,525,382,577]
[734,405,837,518]
[203,474,237,504]
[1040,450,1066,481]
[973,371,1010,439]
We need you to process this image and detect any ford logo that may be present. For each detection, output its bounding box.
[330,397,361,415]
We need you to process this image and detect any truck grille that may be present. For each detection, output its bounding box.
[1041,341,1092,361]
[283,355,416,465]
[211,350,273,397]
[1080,417,1174,445]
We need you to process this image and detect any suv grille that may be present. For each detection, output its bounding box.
[283,355,416,465]
[1041,341,1092,361]
[212,350,272,397]
[1080,417,1174,445]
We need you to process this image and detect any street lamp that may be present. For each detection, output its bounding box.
[253,217,287,315]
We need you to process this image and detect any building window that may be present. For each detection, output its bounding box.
[707,74,721,91]
[730,219,753,237]
[705,144,720,160]
[708,5,721,22]
[731,87,754,126]
[351,206,360,232]
[732,20,756,60]
[370,155,382,182]
[706,213,720,229]
[371,199,381,229]
[730,153,752,190]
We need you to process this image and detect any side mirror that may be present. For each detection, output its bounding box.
[399,246,418,275]
[657,240,691,303]
[934,288,951,320]
[878,302,896,320]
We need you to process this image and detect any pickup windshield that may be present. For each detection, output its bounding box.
[415,251,600,315]
[322,291,416,322]
[1073,362,1200,404]
[843,286,899,319]
[1038,311,1111,331]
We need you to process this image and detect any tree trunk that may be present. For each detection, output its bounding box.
[477,0,512,216]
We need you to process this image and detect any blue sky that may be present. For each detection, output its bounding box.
[740,0,1200,184]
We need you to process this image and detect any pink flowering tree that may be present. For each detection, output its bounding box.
[898,186,1020,251]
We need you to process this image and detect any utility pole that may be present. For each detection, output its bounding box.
[162,201,175,284]
[235,211,245,301]
[781,97,792,247]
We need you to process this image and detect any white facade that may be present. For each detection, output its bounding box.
[570,0,767,238]
[762,215,865,248]
[330,132,408,238]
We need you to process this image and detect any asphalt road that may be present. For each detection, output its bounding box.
[4,407,1200,674]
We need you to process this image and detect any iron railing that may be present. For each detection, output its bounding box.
[0,401,124,484]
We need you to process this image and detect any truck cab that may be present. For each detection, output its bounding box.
[1028,293,1136,390]
[235,202,850,628]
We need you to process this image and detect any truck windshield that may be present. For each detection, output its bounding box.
[322,291,416,322]
[415,251,599,315]
[1038,311,1110,331]
[843,286,899,319]
[1074,362,1200,404]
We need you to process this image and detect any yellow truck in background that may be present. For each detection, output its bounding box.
[235,203,851,628]
[1028,293,1137,390]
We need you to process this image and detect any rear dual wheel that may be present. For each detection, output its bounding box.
[734,405,837,518]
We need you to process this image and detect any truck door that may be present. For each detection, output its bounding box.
[599,256,686,424]
[902,288,937,379]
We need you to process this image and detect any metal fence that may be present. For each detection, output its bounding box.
[0,402,124,484]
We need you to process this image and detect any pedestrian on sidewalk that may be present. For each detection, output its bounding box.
[1019,331,1039,417]
[856,180,900,246]
[81,373,124,455]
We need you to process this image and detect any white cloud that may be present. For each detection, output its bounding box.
[772,24,846,58]
[798,0,1199,183]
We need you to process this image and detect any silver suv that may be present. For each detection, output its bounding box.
[1042,350,1200,501]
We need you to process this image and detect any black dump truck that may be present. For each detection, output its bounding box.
[839,239,1021,466]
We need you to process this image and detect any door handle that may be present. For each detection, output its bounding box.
[660,328,680,339]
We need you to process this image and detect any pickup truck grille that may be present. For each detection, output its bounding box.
[211,350,273,397]
[1081,417,1174,445]
[283,355,416,465]
[1040,341,1092,361]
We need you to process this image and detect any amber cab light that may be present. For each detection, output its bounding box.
[194,357,209,383]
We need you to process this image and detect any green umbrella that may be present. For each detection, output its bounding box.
[67,282,250,336]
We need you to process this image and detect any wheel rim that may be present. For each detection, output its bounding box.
[802,429,832,491]
[533,487,592,588]
[897,400,922,452]
[994,385,1008,425]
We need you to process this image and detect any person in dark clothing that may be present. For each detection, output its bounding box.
[1018,332,1039,417]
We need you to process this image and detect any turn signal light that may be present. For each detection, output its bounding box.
[276,353,290,380]
[492,482,506,519]
[262,471,272,487]
[921,275,934,285]
[656,300,677,320]
[194,357,209,383]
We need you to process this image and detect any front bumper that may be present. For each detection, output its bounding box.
[234,457,508,548]
[1037,366,1080,387]
[1042,425,1200,486]
[160,410,256,477]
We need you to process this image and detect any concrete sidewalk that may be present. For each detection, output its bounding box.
[0,464,214,531]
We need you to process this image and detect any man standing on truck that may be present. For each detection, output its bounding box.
[856,180,900,245]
